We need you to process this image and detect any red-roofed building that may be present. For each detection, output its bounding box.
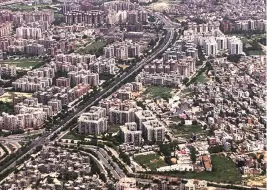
[202,155,212,171]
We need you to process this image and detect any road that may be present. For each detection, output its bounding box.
[258,42,266,53]
[0,14,176,177]
[61,143,125,181]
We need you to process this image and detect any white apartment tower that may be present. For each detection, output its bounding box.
[142,119,165,142]
[216,36,227,51]
[227,36,243,54]
[203,37,217,56]
[119,122,142,145]
[78,106,108,135]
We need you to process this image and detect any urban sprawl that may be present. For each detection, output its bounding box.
[0,0,265,189]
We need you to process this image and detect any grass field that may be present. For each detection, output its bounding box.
[248,50,265,56]
[62,133,77,140]
[118,64,129,70]
[144,86,172,100]
[0,92,32,103]
[0,59,42,69]
[108,124,121,133]
[134,153,166,171]
[195,73,209,83]
[77,40,107,55]
[170,124,203,137]
[157,155,242,184]
[3,3,54,11]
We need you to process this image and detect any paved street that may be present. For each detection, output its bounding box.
[0,13,176,176]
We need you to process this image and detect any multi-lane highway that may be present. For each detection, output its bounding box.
[0,14,175,177]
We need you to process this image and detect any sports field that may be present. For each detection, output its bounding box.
[0,92,32,103]
[0,59,42,69]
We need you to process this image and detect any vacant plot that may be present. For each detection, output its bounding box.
[3,3,54,11]
[196,73,209,83]
[144,86,172,100]
[62,132,80,140]
[158,155,242,184]
[77,40,107,55]
[170,124,202,137]
[195,155,242,183]
[248,50,265,56]
[0,59,42,69]
[134,153,166,171]
[180,88,194,98]
[0,92,32,103]
[118,64,129,70]
[245,175,266,187]
[108,124,121,133]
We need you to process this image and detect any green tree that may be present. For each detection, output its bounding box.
[227,54,242,63]
[119,150,131,165]
[182,77,189,85]
[159,142,178,157]
[47,175,54,184]
[99,173,107,182]
[208,145,223,153]
[93,86,98,93]
[190,147,197,163]
[82,34,88,39]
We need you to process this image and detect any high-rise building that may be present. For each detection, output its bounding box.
[203,37,217,56]
[56,77,70,87]
[119,122,142,145]
[109,104,136,124]
[0,22,11,37]
[216,36,226,51]
[135,109,156,130]
[65,10,104,25]
[16,27,42,40]
[142,119,165,142]
[227,36,243,54]
[0,64,16,77]
[48,99,62,115]
[78,106,108,135]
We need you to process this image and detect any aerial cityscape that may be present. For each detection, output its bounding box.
[0,0,265,189]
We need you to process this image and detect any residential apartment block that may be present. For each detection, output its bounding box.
[0,98,52,131]
[0,64,16,77]
[0,22,12,37]
[104,40,142,60]
[16,27,42,40]
[109,102,136,124]
[136,58,196,87]
[119,122,142,145]
[142,119,165,142]
[65,10,104,25]
[78,106,108,135]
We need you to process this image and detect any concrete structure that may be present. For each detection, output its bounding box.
[78,106,108,135]
[116,177,137,190]
[142,119,165,142]
[119,122,142,145]
[227,36,243,54]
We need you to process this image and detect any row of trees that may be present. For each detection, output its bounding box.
[223,29,265,35]
[159,141,179,157]
[185,61,213,86]
[0,101,14,115]
[119,149,131,165]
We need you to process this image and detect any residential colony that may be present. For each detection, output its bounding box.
[0,0,153,131]
[0,17,248,137]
